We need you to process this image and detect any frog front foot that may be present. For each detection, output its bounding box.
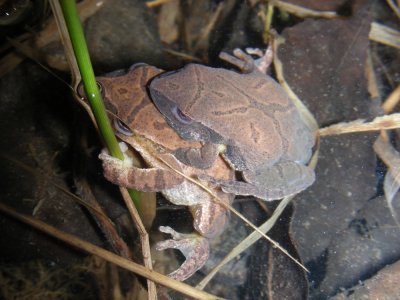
[155,226,210,281]
[219,46,273,75]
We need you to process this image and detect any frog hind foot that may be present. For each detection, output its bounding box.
[155,226,210,281]
[200,160,315,201]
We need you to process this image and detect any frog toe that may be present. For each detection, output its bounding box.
[155,226,210,281]
[244,46,273,74]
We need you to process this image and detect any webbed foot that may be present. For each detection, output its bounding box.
[155,226,210,281]
[219,46,273,75]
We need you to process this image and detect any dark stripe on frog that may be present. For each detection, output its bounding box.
[154,168,168,190]
[140,66,149,88]
[210,98,289,153]
[104,96,119,116]
[185,66,205,112]
[215,74,291,113]
[250,122,260,143]
[274,162,288,193]
[154,120,172,131]
[214,74,290,153]
[212,107,248,115]
[125,68,152,125]
[140,169,170,192]
[117,87,128,94]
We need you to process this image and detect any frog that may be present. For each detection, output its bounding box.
[94,64,235,281]
[149,48,315,201]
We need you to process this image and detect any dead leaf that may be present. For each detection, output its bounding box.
[330,259,400,300]
[243,204,308,299]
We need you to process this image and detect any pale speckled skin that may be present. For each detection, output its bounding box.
[150,49,315,201]
[96,64,234,281]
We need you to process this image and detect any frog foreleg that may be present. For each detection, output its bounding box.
[173,143,219,169]
[219,46,273,75]
[99,143,184,191]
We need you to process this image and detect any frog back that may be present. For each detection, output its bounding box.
[150,64,314,170]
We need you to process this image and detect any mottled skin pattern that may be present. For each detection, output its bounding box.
[96,64,235,281]
[150,49,315,201]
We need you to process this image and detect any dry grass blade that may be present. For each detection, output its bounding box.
[373,133,400,226]
[319,113,400,136]
[0,203,225,300]
[163,48,202,62]
[146,0,175,8]
[272,0,338,19]
[382,85,400,113]
[117,187,157,298]
[366,50,381,99]
[385,0,400,19]
[369,22,400,49]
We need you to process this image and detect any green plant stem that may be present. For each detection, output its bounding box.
[59,0,140,207]
[59,1,120,158]
[263,3,274,44]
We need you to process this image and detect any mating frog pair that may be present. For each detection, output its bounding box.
[96,49,315,281]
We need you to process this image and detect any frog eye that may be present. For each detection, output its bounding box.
[172,106,193,125]
[114,119,133,136]
[76,81,85,98]
[76,81,103,99]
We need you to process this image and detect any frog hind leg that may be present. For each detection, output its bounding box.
[200,160,315,201]
[155,226,210,281]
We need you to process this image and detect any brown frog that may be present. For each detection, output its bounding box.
[96,64,235,281]
[149,49,315,201]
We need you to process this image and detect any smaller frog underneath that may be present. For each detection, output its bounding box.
[149,48,315,201]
